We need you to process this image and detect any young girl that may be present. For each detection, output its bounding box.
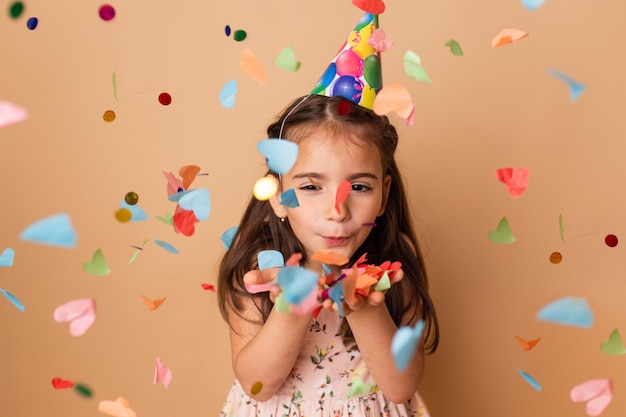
[217,94,439,417]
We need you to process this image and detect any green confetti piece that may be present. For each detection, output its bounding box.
[444,39,464,56]
[347,377,376,398]
[73,383,93,398]
[403,51,431,83]
[112,72,118,101]
[9,2,24,19]
[488,216,516,244]
[600,328,626,356]
[374,271,390,291]
[559,213,565,243]
[83,248,111,276]
[233,30,247,42]
[275,46,301,72]
[274,292,291,313]
[156,212,174,225]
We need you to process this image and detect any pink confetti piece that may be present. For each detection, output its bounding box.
[53,298,96,336]
[495,167,530,198]
[570,379,612,416]
[153,357,172,388]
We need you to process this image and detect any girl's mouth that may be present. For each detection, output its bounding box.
[322,236,350,247]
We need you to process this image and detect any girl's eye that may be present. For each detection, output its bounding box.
[351,184,371,192]
[300,184,320,191]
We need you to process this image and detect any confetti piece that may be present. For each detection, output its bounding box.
[224,25,231,36]
[0,248,15,267]
[179,165,201,190]
[220,226,238,250]
[26,16,38,30]
[201,283,216,291]
[444,39,464,56]
[0,288,24,311]
[173,208,198,236]
[518,369,541,391]
[491,28,529,48]
[153,239,179,254]
[258,139,299,174]
[604,234,618,247]
[74,383,93,397]
[53,298,96,336]
[156,212,174,225]
[275,46,301,72]
[280,189,299,208]
[219,79,238,109]
[99,5,116,21]
[495,167,529,198]
[559,213,565,243]
[154,357,172,388]
[129,238,147,264]
[158,92,172,106]
[250,381,263,395]
[352,0,385,14]
[570,379,612,416]
[404,51,431,83]
[124,192,139,205]
[83,248,111,276]
[328,281,345,316]
[0,100,27,128]
[335,180,351,214]
[178,188,211,221]
[163,171,184,195]
[392,319,424,371]
[536,296,593,328]
[546,69,585,101]
[373,271,390,291]
[600,328,626,356]
[114,208,131,223]
[488,216,516,244]
[311,250,349,266]
[239,47,267,84]
[98,396,137,417]
[549,251,562,264]
[19,213,77,248]
[9,2,24,19]
[514,336,541,351]
[140,295,167,310]
[277,266,319,305]
[373,83,415,120]
[346,376,376,398]
[112,72,118,101]
[367,28,393,52]
[103,110,116,122]
[521,0,545,11]
[253,176,278,201]
[51,377,74,389]
[119,199,147,222]
[258,250,285,270]
[233,29,247,41]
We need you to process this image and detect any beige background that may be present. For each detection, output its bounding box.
[2,0,626,416]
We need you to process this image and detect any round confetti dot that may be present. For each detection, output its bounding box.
[253,176,278,201]
[26,16,38,30]
[9,2,24,19]
[102,110,116,122]
[99,4,115,21]
[250,381,263,396]
[158,92,172,106]
[549,251,562,264]
[233,29,247,41]
[225,25,231,36]
[124,191,139,205]
[605,234,618,247]
[114,208,132,223]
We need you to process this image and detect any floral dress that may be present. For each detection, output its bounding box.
[219,308,430,417]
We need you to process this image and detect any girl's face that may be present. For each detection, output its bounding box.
[270,129,391,271]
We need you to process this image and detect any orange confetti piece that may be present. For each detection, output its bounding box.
[373,83,415,120]
[342,268,358,306]
[98,396,137,417]
[355,273,378,296]
[335,180,351,214]
[179,165,201,190]
[312,250,349,266]
[201,283,216,291]
[491,28,529,48]
[515,335,541,351]
[239,47,267,84]
[140,295,167,310]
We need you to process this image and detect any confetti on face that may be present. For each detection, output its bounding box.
[99,4,115,21]
[26,17,37,30]
[124,191,139,205]
[233,29,247,41]
[103,110,116,122]
[114,208,132,223]
[549,251,562,264]
[250,381,263,395]
[9,2,24,19]
[605,234,618,247]
[158,92,172,106]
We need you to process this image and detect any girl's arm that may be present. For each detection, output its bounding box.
[228,270,313,402]
[345,280,424,404]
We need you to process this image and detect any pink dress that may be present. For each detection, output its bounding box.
[219,308,430,417]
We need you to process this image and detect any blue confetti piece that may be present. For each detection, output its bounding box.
[258,250,284,270]
[178,188,211,221]
[19,213,77,248]
[220,79,238,109]
[521,0,545,10]
[277,266,319,305]
[280,188,299,208]
[119,199,148,222]
[220,226,238,250]
[26,17,38,30]
[536,296,594,328]
[391,319,425,371]
[258,139,298,175]
[153,239,179,254]
[0,288,25,311]
[518,369,542,391]
[225,25,231,36]
[546,69,585,101]
[0,248,15,267]
[328,282,344,317]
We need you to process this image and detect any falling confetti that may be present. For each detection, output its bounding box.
[103,110,116,122]
[224,25,231,36]
[495,167,530,198]
[158,92,172,106]
[0,288,25,311]
[521,0,545,11]
[0,100,28,128]
[391,319,425,371]
[546,69,585,101]
[153,239,179,254]
[444,39,464,56]
[518,369,542,391]
[219,79,237,109]
[536,296,594,328]
[280,189,299,208]
[600,329,626,356]
[233,29,247,41]
[99,4,116,21]
[0,248,15,267]
[335,180,351,214]
[26,17,37,30]
[114,208,131,223]
[604,234,618,247]
[488,217,516,244]
[98,396,137,417]
[124,191,139,205]
[404,51,431,83]
[74,383,93,398]
[140,295,167,310]
[514,336,541,351]
[9,2,24,19]
[352,0,386,14]
[154,357,173,388]
[83,248,111,276]
[570,379,613,417]
[53,298,96,336]
[201,283,216,291]
[549,251,563,264]
[129,238,147,264]
[275,46,301,72]
[491,28,529,48]
[258,139,299,174]
[19,213,78,248]
[239,47,267,84]
[51,377,74,389]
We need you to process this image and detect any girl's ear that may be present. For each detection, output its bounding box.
[269,185,286,219]
[377,175,392,217]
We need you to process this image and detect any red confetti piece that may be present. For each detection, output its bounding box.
[352,0,386,14]
[495,167,530,198]
[159,92,172,106]
[337,99,352,115]
[335,180,351,215]
[51,377,74,389]
[201,283,215,291]
[99,5,115,21]
[605,234,618,247]
[173,207,198,236]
